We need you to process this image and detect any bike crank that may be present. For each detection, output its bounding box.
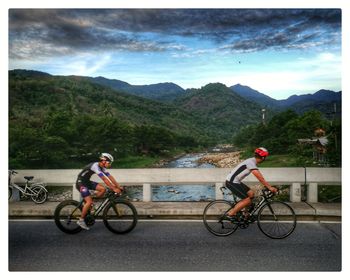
[85,214,96,226]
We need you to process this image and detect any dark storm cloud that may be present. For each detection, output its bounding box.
[9,9,341,59]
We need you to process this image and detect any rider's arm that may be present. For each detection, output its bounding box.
[99,175,122,193]
[251,169,277,192]
[92,163,122,193]
[107,174,123,191]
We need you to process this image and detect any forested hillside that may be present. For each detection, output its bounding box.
[9,70,340,169]
[233,110,341,166]
[9,70,211,168]
[89,76,186,101]
[231,84,341,117]
[175,83,263,139]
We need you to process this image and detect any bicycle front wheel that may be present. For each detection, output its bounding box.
[103,200,138,234]
[257,201,296,239]
[30,185,48,204]
[203,200,239,237]
[54,200,83,234]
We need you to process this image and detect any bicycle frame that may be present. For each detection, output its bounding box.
[222,187,276,222]
[248,194,271,217]
[74,191,121,218]
[9,171,47,197]
[10,181,34,196]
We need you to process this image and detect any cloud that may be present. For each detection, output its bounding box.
[9,9,341,60]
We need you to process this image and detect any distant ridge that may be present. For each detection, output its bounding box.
[230,83,341,116]
[9,69,341,117]
[89,77,186,101]
[230,84,279,108]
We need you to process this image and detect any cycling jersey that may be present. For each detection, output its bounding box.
[226,157,258,184]
[76,162,110,186]
[76,162,111,197]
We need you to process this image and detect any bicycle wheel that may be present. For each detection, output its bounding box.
[203,200,239,236]
[54,200,83,234]
[103,200,138,234]
[257,201,296,239]
[30,185,48,204]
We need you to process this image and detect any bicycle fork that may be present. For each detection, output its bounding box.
[266,203,278,221]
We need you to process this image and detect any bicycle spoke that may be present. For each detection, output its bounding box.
[257,201,296,239]
[54,200,83,234]
[103,201,138,234]
[203,200,238,236]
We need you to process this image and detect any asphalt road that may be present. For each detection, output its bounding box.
[9,220,341,271]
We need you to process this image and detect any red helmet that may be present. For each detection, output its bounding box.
[255,147,269,158]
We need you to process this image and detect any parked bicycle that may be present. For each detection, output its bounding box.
[54,188,138,234]
[203,187,296,239]
[8,170,48,204]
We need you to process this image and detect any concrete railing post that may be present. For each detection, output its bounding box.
[215,182,224,200]
[290,183,301,202]
[9,187,20,202]
[72,184,81,201]
[143,183,152,202]
[307,183,318,203]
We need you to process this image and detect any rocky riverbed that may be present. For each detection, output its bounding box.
[197,151,242,168]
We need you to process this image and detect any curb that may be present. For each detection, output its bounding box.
[8,201,341,220]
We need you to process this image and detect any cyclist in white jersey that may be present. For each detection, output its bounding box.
[76,153,123,230]
[225,147,277,221]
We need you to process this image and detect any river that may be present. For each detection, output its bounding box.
[128,153,216,201]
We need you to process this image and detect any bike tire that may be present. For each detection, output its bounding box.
[30,185,48,204]
[257,201,296,239]
[102,200,138,234]
[54,200,83,234]
[203,200,239,237]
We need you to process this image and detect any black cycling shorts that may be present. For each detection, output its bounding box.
[225,180,250,199]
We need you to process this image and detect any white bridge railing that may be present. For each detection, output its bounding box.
[12,168,341,203]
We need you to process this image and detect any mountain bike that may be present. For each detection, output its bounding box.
[8,170,48,204]
[54,188,138,234]
[203,187,296,239]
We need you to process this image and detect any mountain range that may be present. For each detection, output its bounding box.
[231,83,341,115]
[88,72,341,116]
[9,69,341,122]
[8,68,342,169]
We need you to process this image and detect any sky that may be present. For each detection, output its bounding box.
[8,8,342,100]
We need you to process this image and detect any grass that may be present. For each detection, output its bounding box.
[258,154,323,167]
[114,155,162,168]
[258,154,298,167]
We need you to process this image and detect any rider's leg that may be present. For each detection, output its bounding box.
[227,190,254,217]
[94,184,106,198]
[81,195,93,219]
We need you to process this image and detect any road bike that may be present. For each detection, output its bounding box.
[203,187,296,239]
[8,170,48,204]
[54,188,138,234]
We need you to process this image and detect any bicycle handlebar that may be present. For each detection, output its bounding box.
[262,188,278,198]
[106,187,127,199]
[220,186,227,194]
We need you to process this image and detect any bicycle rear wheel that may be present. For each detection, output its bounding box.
[30,185,48,204]
[203,200,239,236]
[54,200,83,234]
[257,201,296,239]
[103,200,138,234]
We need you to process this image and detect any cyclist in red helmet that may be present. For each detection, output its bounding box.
[224,147,277,221]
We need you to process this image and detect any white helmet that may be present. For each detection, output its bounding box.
[100,153,114,162]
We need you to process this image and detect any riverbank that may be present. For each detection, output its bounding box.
[197,151,242,168]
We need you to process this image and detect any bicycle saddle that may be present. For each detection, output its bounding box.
[24,176,34,181]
